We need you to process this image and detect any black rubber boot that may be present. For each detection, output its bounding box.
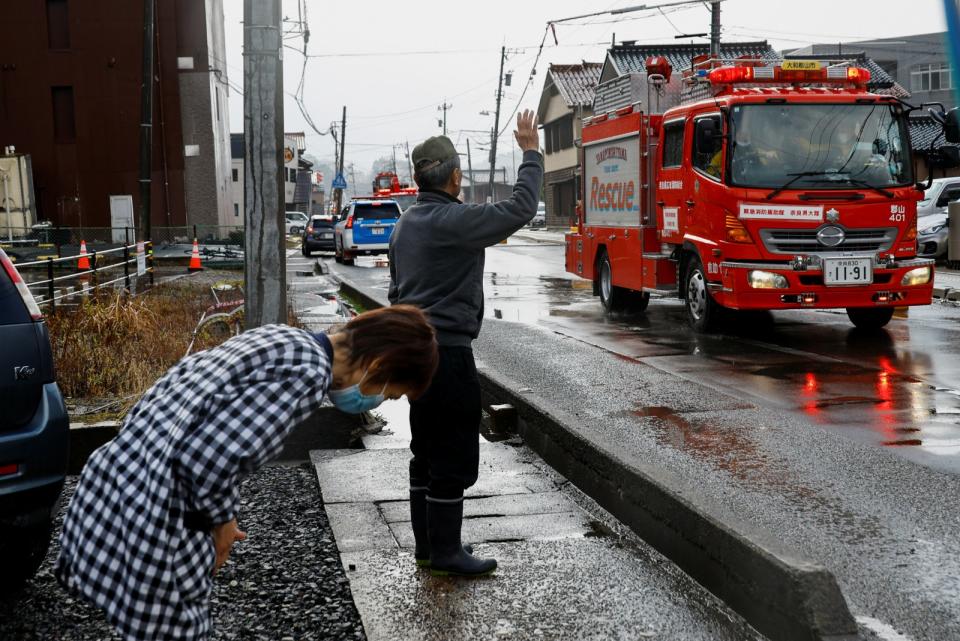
[427,500,496,577]
[411,490,471,567]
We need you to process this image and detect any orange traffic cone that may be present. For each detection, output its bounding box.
[77,240,91,271]
[187,238,204,272]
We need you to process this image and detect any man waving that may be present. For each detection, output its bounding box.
[388,109,542,577]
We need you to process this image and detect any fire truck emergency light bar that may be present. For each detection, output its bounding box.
[707,63,871,86]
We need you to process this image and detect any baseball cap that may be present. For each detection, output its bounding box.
[411,136,458,173]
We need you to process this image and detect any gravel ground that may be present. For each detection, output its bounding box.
[0,464,366,640]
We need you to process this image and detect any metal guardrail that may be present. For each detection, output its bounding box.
[21,241,155,312]
[0,225,246,253]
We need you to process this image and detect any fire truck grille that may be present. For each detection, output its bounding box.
[759,228,897,254]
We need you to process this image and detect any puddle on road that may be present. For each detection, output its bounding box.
[485,273,594,324]
[630,404,885,542]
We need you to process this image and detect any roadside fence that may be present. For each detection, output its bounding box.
[1,225,245,256]
[14,240,155,312]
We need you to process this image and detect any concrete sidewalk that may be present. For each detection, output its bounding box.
[311,428,761,641]
[934,266,960,300]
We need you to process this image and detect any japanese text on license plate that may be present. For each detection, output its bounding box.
[824,257,872,286]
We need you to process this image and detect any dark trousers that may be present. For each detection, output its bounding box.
[409,346,481,501]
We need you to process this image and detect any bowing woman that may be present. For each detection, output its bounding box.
[56,305,438,640]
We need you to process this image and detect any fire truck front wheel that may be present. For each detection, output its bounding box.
[846,307,894,330]
[685,257,722,332]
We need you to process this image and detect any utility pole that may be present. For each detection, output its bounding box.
[243,0,285,327]
[709,0,721,58]
[438,101,452,136]
[466,138,474,204]
[404,140,413,183]
[488,46,506,200]
[334,106,347,214]
[137,0,155,242]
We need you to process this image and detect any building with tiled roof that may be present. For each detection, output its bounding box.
[782,46,910,98]
[599,40,779,85]
[536,62,603,228]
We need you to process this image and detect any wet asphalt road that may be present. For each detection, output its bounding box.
[327,236,960,641]
[339,238,960,476]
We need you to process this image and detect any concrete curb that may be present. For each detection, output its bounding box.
[932,285,960,302]
[332,269,859,641]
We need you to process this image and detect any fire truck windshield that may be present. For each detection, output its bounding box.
[392,194,417,211]
[728,103,911,190]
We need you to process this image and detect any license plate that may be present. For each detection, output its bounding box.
[321,232,333,239]
[823,257,872,286]
[371,227,385,236]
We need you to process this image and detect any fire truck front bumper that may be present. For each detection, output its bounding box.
[714,258,935,310]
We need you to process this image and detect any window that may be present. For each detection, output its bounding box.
[876,60,898,79]
[662,121,684,168]
[51,86,76,143]
[289,169,296,183]
[543,115,574,155]
[937,187,960,208]
[232,168,238,182]
[46,0,70,50]
[693,115,723,179]
[233,203,239,217]
[911,63,952,92]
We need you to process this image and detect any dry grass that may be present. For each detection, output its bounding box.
[46,278,289,403]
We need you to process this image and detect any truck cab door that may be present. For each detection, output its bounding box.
[686,112,726,276]
[657,117,686,244]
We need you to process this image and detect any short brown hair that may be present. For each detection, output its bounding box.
[336,305,438,398]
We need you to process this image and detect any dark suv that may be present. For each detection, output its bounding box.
[0,248,69,591]
[301,214,337,256]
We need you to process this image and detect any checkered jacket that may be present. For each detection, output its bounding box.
[56,325,332,640]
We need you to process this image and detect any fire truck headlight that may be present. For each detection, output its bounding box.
[901,266,932,286]
[748,270,789,289]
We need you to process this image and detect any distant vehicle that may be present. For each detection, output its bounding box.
[918,211,948,259]
[334,199,402,265]
[301,214,337,257]
[0,247,69,592]
[917,178,960,218]
[285,212,309,236]
[529,201,546,228]
[371,171,418,211]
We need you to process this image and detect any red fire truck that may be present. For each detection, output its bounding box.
[371,171,418,211]
[565,56,938,331]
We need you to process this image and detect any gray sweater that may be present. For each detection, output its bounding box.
[388,150,544,346]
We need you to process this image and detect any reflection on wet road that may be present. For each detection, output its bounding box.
[481,240,960,475]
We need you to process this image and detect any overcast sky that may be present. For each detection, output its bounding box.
[221,0,950,173]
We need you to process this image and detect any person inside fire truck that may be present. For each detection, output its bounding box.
[730,110,784,183]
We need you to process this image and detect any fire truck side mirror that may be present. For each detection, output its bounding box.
[945,107,960,144]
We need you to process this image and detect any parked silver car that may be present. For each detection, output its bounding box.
[918,211,949,259]
[917,177,960,217]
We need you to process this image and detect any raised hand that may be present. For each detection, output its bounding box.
[513,109,540,153]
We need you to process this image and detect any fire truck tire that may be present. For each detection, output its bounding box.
[630,291,651,313]
[685,257,721,332]
[846,307,894,330]
[598,252,628,313]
